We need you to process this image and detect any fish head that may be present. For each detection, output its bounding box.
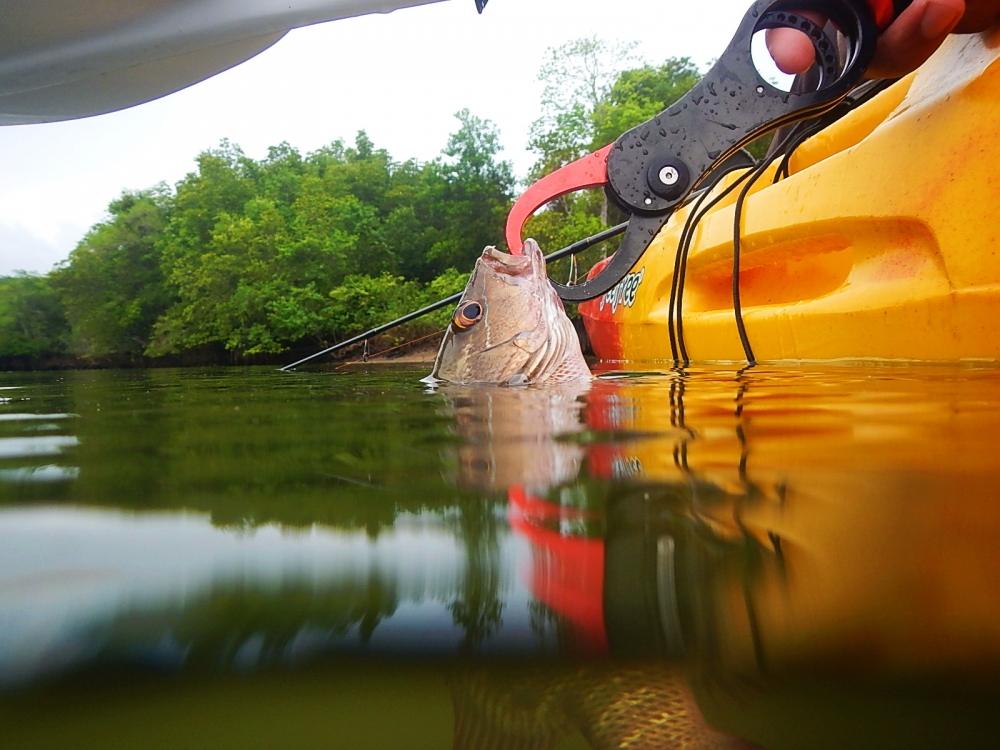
[429,239,589,385]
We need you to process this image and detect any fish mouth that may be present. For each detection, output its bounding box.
[479,245,531,275]
[479,241,544,278]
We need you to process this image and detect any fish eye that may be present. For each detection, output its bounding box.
[453,301,483,330]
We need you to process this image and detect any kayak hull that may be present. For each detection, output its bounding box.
[580,28,1000,363]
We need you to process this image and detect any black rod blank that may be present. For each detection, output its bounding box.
[279,223,627,371]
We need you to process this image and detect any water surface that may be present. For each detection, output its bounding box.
[1,364,998,748]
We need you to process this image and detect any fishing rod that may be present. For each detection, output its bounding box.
[279,222,628,372]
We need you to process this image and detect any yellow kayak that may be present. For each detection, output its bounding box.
[580,28,1000,363]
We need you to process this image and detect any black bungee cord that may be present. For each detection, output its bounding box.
[667,127,803,367]
[669,165,759,365]
[771,78,898,183]
[668,188,714,364]
[730,147,793,364]
[729,80,899,363]
[669,75,896,367]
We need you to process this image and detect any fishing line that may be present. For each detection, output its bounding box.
[567,252,579,286]
[333,329,444,371]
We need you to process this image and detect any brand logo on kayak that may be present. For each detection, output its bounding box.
[599,268,645,314]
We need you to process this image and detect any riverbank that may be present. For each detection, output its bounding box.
[0,334,443,372]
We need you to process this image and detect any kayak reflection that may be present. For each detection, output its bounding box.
[438,367,1000,747]
[443,368,1000,674]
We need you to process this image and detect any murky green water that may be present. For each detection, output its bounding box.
[2,364,999,749]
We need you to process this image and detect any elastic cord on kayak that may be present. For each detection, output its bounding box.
[666,127,802,367]
[669,190,713,365]
[669,77,897,367]
[734,81,899,363]
[668,168,756,365]
[771,79,897,183]
[731,131,809,364]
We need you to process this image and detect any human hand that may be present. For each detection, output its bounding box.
[765,0,998,79]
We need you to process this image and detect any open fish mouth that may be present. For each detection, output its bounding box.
[479,245,534,276]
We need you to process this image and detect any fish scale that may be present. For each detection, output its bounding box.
[448,663,750,749]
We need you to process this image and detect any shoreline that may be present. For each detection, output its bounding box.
[1,337,444,373]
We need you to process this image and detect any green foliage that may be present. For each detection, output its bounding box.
[0,115,504,368]
[43,111,514,363]
[427,110,515,271]
[591,58,701,146]
[423,268,470,328]
[528,37,639,180]
[50,189,170,359]
[323,267,470,347]
[0,273,68,360]
[327,274,426,336]
[523,191,606,257]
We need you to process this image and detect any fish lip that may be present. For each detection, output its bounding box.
[479,245,532,275]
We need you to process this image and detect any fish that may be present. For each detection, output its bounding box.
[428,239,591,385]
[449,662,757,750]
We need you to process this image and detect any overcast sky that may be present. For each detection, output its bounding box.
[0,0,757,276]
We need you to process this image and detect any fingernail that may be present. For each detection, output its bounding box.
[921,0,964,38]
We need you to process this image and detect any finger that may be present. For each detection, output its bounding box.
[765,11,827,74]
[867,0,965,78]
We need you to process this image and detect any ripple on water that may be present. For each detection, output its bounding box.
[0,365,999,750]
[0,435,79,459]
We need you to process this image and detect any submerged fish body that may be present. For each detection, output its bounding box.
[430,239,590,385]
[443,383,590,492]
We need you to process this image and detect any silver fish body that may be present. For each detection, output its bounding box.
[429,239,591,385]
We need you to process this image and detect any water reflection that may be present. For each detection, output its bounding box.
[444,382,590,491]
[0,507,481,685]
[581,367,1000,679]
[434,366,1000,747]
[1,365,999,748]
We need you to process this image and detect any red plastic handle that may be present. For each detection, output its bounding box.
[505,144,613,255]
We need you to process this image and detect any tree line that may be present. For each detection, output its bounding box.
[1,44,704,368]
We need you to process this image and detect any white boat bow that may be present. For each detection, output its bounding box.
[0,0,459,125]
